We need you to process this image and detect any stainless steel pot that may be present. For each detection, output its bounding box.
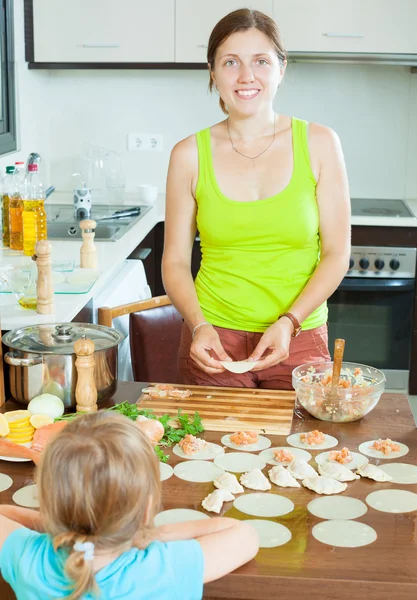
[3,323,125,408]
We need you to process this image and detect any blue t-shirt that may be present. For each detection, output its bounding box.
[0,527,204,600]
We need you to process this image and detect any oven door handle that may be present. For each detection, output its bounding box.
[338,278,414,292]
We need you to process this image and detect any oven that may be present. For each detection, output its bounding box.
[327,245,416,391]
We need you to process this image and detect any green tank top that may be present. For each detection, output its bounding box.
[194,117,328,333]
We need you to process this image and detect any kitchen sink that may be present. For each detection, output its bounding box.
[46,203,151,242]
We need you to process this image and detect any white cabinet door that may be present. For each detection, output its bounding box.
[33,0,174,62]
[175,1,274,63]
[273,0,417,54]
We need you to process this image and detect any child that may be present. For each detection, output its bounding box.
[0,411,259,599]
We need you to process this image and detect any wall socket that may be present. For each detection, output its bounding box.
[127,132,163,152]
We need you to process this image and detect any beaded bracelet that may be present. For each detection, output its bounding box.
[192,321,212,339]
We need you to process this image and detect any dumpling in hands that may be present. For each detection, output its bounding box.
[201,489,235,514]
[268,465,300,488]
[319,462,360,482]
[302,475,347,495]
[356,463,393,482]
[214,472,244,494]
[287,458,317,480]
[240,468,271,491]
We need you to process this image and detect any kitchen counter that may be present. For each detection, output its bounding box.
[0,193,166,331]
[351,198,417,227]
[0,383,416,600]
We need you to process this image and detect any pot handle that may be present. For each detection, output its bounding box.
[4,352,44,367]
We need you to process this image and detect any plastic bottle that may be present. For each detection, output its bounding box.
[9,161,26,251]
[1,166,15,246]
[22,163,47,257]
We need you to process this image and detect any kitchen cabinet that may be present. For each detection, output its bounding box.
[30,0,175,63]
[273,0,417,54]
[175,0,274,63]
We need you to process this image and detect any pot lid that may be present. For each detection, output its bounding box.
[2,322,125,354]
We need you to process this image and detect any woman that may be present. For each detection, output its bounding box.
[162,8,351,389]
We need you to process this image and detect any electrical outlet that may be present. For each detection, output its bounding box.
[127,132,163,152]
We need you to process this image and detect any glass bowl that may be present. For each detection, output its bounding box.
[292,361,386,423]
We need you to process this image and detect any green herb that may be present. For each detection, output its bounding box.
[54,402,204,463]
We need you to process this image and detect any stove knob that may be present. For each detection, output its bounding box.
[359,258,369,270]
[390,258,400,271]
[374,259,385,271]
[348,258,354,270]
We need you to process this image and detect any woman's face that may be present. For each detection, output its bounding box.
[211,28,285,117]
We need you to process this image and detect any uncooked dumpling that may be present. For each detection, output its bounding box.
[214,472,244,494]
[287,458,317,480]
[201,489,235,513]
[302,475,347,495]
[318,462,360,482]
[220,360,258,373]
[240,468,271,491]
[356,463,393,482]
[268,465,300,488]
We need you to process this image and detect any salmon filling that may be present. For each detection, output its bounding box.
[372,438,401,455]
[300,430,325,445]
[329,447,353,464]
[229,431,259,445]
[178,434,207,455]
[273,449,295,463]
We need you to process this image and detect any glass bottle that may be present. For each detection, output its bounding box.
[9,161,25,251]
[1,165,15,247]
[22,163,47,257]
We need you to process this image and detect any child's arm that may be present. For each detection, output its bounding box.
[0,515,23,552]
[0,505,44,531]
[137,517,259,583]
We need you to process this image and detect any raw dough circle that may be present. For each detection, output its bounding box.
[159,462,173,482]
[154,508,210,527]
[312,520,377,547]
[379,463,417,484]
[286,433,338,450]
[173,442,225,460]
[214,452,266,473]
[358,440,409,460]
[247,519,292,548]
[307,496,368,520]
[259,446,312,466]
[12,484,39,508]
[315,451,368,470]
[174,460,224,483]
[220,360,258,373]
[0,473,13,492]
[233,492,294,517]
[221,434,271,452]
[366,489,417,513]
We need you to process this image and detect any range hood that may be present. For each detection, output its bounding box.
[288,52,417,67]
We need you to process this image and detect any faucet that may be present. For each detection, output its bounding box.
[27,152,55,199]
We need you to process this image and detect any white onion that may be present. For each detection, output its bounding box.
[27,394,65,419]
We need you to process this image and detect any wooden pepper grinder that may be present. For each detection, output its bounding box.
[74,336,98,413]
[80,219,97,268]
[35,240,54,315]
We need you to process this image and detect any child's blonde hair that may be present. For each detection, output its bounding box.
[37,411,161,600]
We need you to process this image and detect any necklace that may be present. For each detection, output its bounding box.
[226,115,276,166]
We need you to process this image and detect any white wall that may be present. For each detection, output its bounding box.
[7,3,417,200]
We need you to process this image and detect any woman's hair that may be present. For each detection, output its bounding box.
[37,411,161,600]
[207,8,288,114]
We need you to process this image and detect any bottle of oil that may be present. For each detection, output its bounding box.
[9,162,25,251]
[22,163,47,257]
[1,165,15,246]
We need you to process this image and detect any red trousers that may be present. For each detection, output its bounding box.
[178,322,330,390]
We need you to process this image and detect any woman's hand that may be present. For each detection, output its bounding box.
[190,324,232,374]
[249,318,293,371]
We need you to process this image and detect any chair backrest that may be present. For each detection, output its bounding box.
[130,303,182,383]
[98,295,182,384]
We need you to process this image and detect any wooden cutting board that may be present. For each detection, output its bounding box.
[137,383,295,435]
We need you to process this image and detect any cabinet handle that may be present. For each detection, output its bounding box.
[80,44,121,48]
[322,33,364,38]
[197,44,208,49]
[136,248,152,260]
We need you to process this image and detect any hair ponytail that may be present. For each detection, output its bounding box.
[54,532,98,600]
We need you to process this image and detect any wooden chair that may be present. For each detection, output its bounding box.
[98,295,183,384]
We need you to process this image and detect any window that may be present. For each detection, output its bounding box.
[0,0,16,154]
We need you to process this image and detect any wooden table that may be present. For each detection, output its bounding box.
[0,383,416,600]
